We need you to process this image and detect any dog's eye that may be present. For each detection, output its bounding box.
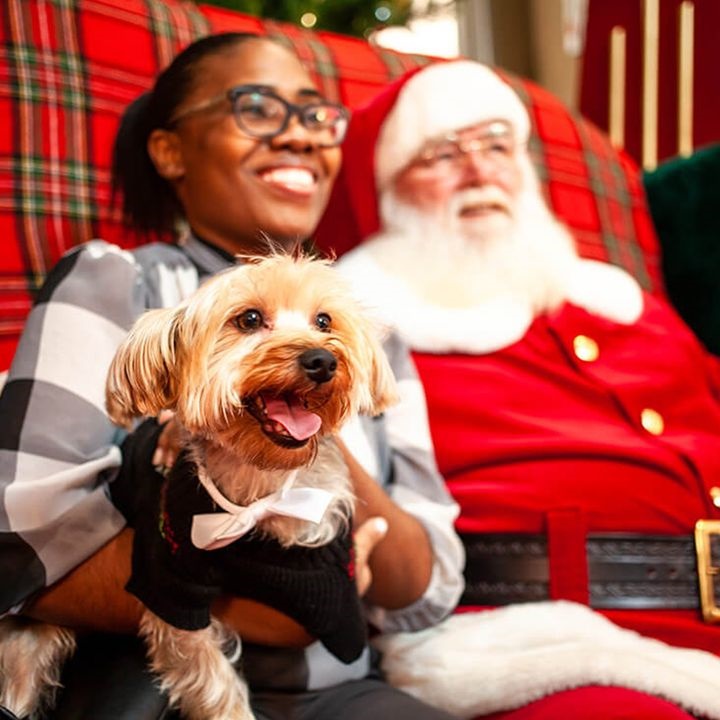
[235,309,264,332]
[315,312,332,332]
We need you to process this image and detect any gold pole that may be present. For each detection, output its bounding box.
[642,0,659,170]
[609,26,626,149]
[677,1,694,157]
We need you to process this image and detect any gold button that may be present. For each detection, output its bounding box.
[711,487,720,508]
[573,335,599,362]
[640,408,664,435]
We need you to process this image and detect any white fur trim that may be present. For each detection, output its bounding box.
[376,62,531,191]
[566,259,644,325]
[336,249,644,354]
[373,602,720,719]
[336,249,534,354]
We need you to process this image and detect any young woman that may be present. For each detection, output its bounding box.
[0,33,463,719]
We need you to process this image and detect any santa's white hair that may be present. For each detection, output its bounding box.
[372,151,579,316]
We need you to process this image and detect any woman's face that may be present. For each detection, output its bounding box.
[162,39,342,254]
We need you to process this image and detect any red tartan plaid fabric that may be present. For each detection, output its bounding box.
[0,0,662,370]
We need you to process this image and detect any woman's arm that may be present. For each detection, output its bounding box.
[24,528,313,646]
[339,331,465,631]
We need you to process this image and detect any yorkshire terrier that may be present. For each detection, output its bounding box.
[0,253,397,720]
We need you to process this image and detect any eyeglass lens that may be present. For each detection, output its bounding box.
[232,91,347,146]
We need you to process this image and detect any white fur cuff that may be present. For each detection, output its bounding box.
[373,601,720,719]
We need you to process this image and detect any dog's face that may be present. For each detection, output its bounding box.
[106,254,397,470]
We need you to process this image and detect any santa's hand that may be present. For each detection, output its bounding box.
[353,517,389,596]
[152,410,182,472]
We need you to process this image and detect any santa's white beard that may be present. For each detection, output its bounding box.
[374,166,579,315]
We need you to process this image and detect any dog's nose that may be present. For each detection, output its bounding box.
[299,348,337,384]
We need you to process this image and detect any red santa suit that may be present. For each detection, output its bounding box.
[318,60,720,720]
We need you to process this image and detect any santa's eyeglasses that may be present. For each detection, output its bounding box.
[414,121,519,169]
[168,85,350,148]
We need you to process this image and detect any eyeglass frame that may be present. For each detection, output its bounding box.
[412,120,522,171]
[166,84,350,147]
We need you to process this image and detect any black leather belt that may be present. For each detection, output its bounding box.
[460,532,718,612]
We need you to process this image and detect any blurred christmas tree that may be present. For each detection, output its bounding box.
[199,0,414,37]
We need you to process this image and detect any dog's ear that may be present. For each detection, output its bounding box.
[350,316,399,417]
[366,341,400,416]
[105,306,185,428]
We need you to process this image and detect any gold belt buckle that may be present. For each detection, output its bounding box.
[695,519,720,623]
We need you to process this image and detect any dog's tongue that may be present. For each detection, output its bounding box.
[263,396,322,440]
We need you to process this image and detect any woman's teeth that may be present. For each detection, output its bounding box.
[260,167,315,190]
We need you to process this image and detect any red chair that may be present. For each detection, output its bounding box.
[0,0,663,371]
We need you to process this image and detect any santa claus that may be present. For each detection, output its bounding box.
[316,61,720,720]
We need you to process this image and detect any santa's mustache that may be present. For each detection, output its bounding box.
[447,186,513,218]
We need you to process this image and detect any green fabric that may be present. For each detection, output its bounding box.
[643,143,720,355]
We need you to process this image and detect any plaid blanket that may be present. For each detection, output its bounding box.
[0,0,663,369]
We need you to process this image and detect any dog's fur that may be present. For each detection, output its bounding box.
[0,253,397,719]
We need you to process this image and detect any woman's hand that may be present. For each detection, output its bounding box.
[353,517,389,596]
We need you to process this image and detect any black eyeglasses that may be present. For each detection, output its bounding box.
[168,84,350,147]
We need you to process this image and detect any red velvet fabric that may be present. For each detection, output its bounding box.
[414,295,720,536]
[410,294,720,666]
[477,686,696,720]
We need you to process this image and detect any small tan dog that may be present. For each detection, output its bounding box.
[0,253,397,720]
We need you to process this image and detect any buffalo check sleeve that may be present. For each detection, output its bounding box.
[340,330,465,634]
[0,240,199,614]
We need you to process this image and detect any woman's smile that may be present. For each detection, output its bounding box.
[256,163,318,198]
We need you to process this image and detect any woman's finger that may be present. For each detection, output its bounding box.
[353,517,388,596]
